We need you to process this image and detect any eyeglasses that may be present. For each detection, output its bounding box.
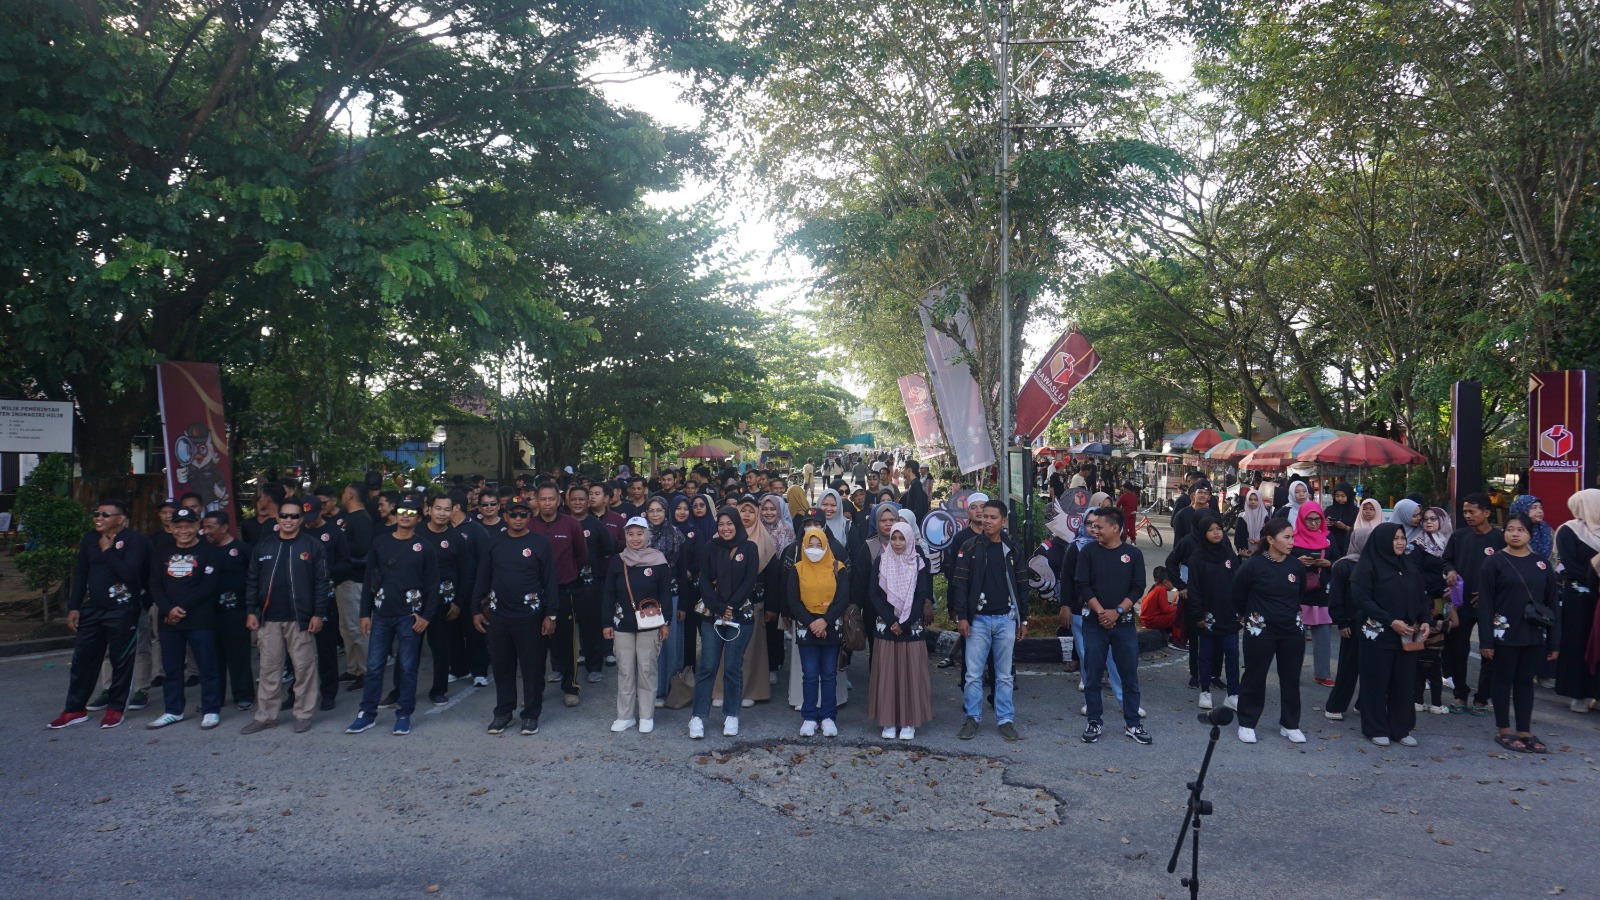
[396,509,420,517]
[277,513,302,520]
[480,500,499,506]
[506,511,530,519]
[93,511,121,518]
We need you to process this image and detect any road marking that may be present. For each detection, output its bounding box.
[425,684,480,714]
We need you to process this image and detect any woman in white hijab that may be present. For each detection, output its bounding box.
[819,488,850,547]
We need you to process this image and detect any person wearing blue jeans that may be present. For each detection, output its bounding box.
[1074,507,1153,744]
[689,508,759,739]
[1080,620,1141,731]
[1072,611,1125,703]
[787,526,849,736]
[347,494,439,736]
[950,500,1029,742]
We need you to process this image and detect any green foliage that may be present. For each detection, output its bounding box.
[14,455,90,618]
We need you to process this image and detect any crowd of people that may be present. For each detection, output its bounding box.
[45,454,1600,757]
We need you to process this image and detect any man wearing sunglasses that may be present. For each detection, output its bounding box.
[347,494,439,736]
[476,492,508,536]
[472,496,560,735]
[241,499,332,734]
[49,499,150,730]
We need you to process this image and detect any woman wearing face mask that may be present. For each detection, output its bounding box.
[1236,490,1270,557]
[1292,502,1337,686]
[1351,522,1430,747]
[711,498,775,710]
[1478,513,1561,753]
[869,521,933,739]
[784,510,850,711]
[787,527,850,736]
[690,508,759,739]
[1554,490,1600,713]
[604,518,672,734]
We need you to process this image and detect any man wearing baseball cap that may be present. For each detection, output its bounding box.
[472,495,560,735]
[347,493,439,736]
[145,508,225,730]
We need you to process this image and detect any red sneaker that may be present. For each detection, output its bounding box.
[100,709,124,729]
[1314,677,1336,687]
[47,711,88,730]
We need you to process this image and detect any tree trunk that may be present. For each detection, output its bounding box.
[74,374,156,479]
[73,474,169,534]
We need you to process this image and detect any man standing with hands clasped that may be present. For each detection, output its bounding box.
[1075,507,1154,745]
[241,499,332,734]
[347,493,439,736]
[474,495,561,736]
[949,499,1030,742]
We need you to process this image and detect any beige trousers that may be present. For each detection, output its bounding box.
[254,620,319,722]
[614,629,662,721]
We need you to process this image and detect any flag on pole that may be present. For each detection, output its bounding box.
[918,292,996,474]
[897,374,947,460]
[157,362,236,532]
[1013,327,1100,442]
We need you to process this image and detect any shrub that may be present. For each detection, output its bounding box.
[14,454,90,621]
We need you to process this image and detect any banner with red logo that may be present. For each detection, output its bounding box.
[918,292,995,474]
[157,362,235,532]
[1527,369,1597,529]
[897,373,947,461]
[1013,327,1101,442]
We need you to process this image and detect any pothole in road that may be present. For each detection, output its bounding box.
[690,744,1060,830]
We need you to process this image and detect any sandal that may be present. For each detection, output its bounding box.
[1467,704,1490,717]
[1447,703,1467,714]
[1524,736,1549,754]
[1495,733,1530,753]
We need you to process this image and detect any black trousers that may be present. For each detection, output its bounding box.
[572,581,606,676]
[450,606,489,678]
[1326,628,1361,713]
[314,608,340,704]
[681,606,702,674]
[65,606,141,712]
[488,615,549,719]
[427,607,461,697]
[1238,634,1305,730]
[1415,647,1443,706]
[1490,642,1542,732]
[1358,644,1418,739]
[549,585,581,695]
[1444,612,1492,704]
[215,604,255,704]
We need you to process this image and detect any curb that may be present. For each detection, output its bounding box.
[0,636,75,658]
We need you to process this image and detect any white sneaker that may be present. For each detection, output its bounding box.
[1429,705,1450,715]
[1399,735,1418,747]
[1080,704,1088,716]
[610,718,636,733]
[801,720,818,737]
[1237,726,1258,744]
[898,726,915,740]
[1198,691,1214,710]
[639,719,654,734]
[881,727,896,739]
[1572,698,1592,713]
[1414,702,1427,712]
[654,697,666,709]
[473,676,489,687]
[769,672,779,685]
[1324,709,1345,721]
[548,672,562,683]
[1224,695,1239,710]
[1371,736,1391,747]
[447,674,459,683]
[712,698,723,708]
[200,713,220,730]
[1280,727,1307,744]
[821,718,838,737]
[741,698,755,708]
[1138,707,1147,718]
[147,713,184,729]
[1077,679,1085,692]
[723,716,739,737]
[688,717,705,739]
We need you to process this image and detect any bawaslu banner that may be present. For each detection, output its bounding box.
[1013,327,1101,442]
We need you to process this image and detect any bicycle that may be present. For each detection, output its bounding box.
[1134,512,1164,546]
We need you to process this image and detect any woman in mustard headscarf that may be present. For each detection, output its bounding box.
[787,526,850,736]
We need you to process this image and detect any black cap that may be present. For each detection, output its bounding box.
[158,497,178,509]
[396,493,424,514]
[506,495,533,512]
[172,507,199,523]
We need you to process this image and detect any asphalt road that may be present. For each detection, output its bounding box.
[4,631,1599,900]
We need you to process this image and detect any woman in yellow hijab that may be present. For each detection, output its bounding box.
[786,526,850,736]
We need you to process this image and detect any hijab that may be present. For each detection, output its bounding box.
[1389,498,1423,542]
[878,521,923,622]
[1562,489,1600,553]
[737,495,777,570]
[1354,522,1421,603]
[785,485,808,521]
[710,506,747,550]
[819,488,849,546]
[1242,489,1270,543]
[671,496,695,538]
[1509,494,1554,560]
[620,527,668,568]
[1324,483,1357,525]
[795,526,842,615]
[1194,512,1236,564]
[1286,479,1311,528]
[1292,500,1330,551]
[1418,506,1453,556]
[687,495,717,550]
[1089,491,1111,509]
[762,494,795,555]
[645,494,685,562]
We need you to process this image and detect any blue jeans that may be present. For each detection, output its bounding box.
[656,589,682,701]
[1081,622,1141,728]
[692,616,753,718]
[963,614,1016,723]
[1072,613,1124,702]
[159,628,221,716]
[798,643,840,722]
[1197,630,1240,695]
[361,615,423,717]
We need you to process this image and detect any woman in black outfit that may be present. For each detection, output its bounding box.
[1478,513,1561,753]
[1230,518,1309,745]
[689,508,759,739]
[1350,523,1429,747]
[1171,512,1240,711]
[1554,490,1600,713]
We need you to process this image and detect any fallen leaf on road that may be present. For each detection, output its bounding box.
[97,824,118,832]
[426,885,440,893]
[91,797,110,804]
[631,801,644,808]
[468,789,488,796]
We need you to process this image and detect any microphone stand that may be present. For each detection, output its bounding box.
[1168,708,1229,899]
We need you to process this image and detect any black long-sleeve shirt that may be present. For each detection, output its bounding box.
[869,551,933,642]
[1074,542,1147,625]
[476,531,560,620]
[209,537,250,611]
[1442,525,1505,612]
[786,559,851,645]
[333,506,375,583]
[303,519,351,584]
[1231,553,1308,639]
[605,556,673,632]
[150,541,220,631]
[418,522,476,615]
[698,539,759,621]
[1477,552,1560,649]
[362,532,441,619]
[69,528,149,613]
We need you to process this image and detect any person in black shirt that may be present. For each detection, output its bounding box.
[1231,518,1310,745]
[240,499,331,734]
[1351,523,1430,747]
[336,481,376,689]
[48,499,150,730]
[301,498,348,712]
[566,482,615,684]
[949,500,1030,742]
[473,495,561,736]
[146,508,223,730]
[450,490,493,686]
[900,460,931,525]
[348,493,438,736]
[690,507,760,739]
[1440,493,1505,713]
[418,492,476,705]
[1478,513,1561,753]
[1074,507,1152,745]
[202,510,254,710]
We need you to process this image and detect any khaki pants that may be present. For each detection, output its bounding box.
[336,581,366,676]
[614,629,661,721]
[254,620,319,723]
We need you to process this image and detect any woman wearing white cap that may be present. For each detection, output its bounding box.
[603,517,672,734]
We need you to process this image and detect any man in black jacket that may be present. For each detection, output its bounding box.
[48,499,149,730]
[949,500,1030,742]
[241,499,332,734]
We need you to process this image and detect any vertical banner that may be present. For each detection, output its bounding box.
[1012,327,1102,441]
[1448,381,1484,523]
[157,362,235,529]
[918,293,996,474]
[1527,370,1597,529]
[896,373,947,460]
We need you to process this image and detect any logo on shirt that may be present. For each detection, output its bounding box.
[735,553,745,562]
[1119,554,1131,564]
[299,551,310,561]
[1484,547,1495,555]
[644,567,653,576]
[1287,573,1297,583]
[522,548,532,558]
[583,529,591,538]
[203,565,214,575]
[229,547,238,557]
[1536,560,1547,570]
[114,540,124,550]
[440,540,449,549]
[413,543,422,552]
[319,533,330,542]
[1224,560,1232,569]
[166,555,198,578]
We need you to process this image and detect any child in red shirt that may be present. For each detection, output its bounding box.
[1138,567,1184,648]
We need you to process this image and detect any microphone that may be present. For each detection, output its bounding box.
[1197,706,1235,727]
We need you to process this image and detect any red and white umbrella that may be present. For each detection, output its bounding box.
[1296,434,1426,466]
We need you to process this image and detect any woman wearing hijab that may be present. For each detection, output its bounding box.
[1183,512,1241,711]
[1351,522,1429,746]
[785,484,809,528]
[1276,479,1311,526]
[1324,484,1358,559]
[1555,489,1600,713]
[1389,498,1425,544]
[1292,501,1337,686]
[644,496,687,706]
[819,488,850,548]
[1413,506,1454,713]
[678,495,717,675]
[869,521,934,739]
[1324,517,1378,720]
[1236,490,1270,556]
[604,517,673,734]
[1478,512,1561,753]
[1231,519,1311,744]
[690,508,759,739]
[1416,507,1453,557]
[1509,495,1555,561]
[787,526,850,736]
[712,498,776,709]
[760,494,794,679]
[784,509,850,711]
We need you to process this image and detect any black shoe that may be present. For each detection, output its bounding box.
[1187,677,1200,689]
[1083,720,1103,743]
[520,718,539,735]
[337,672,358,684]
[1125,725,1154,745]
[344,676,365,692]
[379,691,399,710]
[186,674,200,687]
[319,696,337,712]
[430,693,448,706]
[150,675,165,687]
[487,714,512,735]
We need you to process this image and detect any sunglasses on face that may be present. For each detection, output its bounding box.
[277,513,302,520]
[93,511,121,519]
[481,500,499,506]
[396,509,420,517]
[506,511,530,519]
